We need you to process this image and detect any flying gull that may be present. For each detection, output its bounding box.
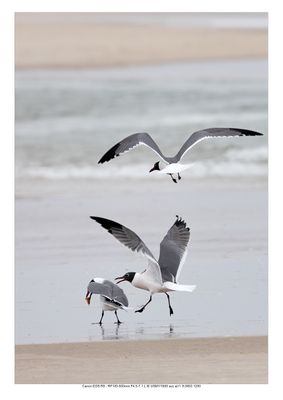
[90,216,196,316]
[85,278,129,324]
[98,128,263,183]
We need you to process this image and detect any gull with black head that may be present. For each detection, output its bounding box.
[85,278,129,324]
[90,216,196,316]
[98,128,263,183]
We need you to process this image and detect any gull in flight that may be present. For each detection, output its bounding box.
[85,278,129,324]
[90,216,196,316]
[98,128,263,183]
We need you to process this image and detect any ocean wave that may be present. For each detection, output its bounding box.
[16,146,267,180]
[16,112,266,140]
[224,145,267,163]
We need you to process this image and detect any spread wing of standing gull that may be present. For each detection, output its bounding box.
[90,216,196,316]
[98,128,263,183]
[85,278,130,325]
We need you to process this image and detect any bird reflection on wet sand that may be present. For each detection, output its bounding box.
[96,323,121,340]
[89,322,177,341]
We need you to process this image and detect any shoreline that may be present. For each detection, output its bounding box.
[15,54,267,71]
[15,335,268,384]
[15,15,267,69]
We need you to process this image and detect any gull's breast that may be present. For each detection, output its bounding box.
[160,163,191,174]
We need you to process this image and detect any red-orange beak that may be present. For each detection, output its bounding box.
[85,291,92,305]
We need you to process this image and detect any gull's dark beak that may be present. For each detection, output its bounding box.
[149,167,155,173]
[115,276,125,284]
[85,291,92,305]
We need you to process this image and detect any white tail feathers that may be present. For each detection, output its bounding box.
[121,305,133,311]
[163,282,196,292]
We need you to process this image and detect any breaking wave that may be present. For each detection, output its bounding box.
[16,146,267,180]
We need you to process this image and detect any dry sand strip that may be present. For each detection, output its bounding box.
[15,336,267,384]
[15,14,267,69]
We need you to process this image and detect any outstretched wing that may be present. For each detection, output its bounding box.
[158,216,191,283]
[90,216,162,284]
[98,132,167,164]
[175,127,263,161]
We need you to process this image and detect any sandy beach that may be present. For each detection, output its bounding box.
[15,12,268,385]
[15,336,267,384]
[15,13,267,69]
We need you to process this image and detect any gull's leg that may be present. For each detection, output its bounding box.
[135,295,152,313]
[178,173,181,181]
[114,310,122,324]
[165,293,174,316]
[168,173,177,183]
[99,310,104,325]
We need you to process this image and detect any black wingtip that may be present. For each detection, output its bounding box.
[98,142,121,164]
[231,128,264,136]
[90,216,106,226]
[175,215,184,224]
[174,215,190,231]
[175,215,181,224]
[90,216,122,232]
[98,157,105,164]
[90,216,106,224]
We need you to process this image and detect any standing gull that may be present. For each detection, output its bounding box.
[98,128,263,183]
[90,216,196,316]
[85,278,129,324]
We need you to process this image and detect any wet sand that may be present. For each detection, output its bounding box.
[15,336,267,384]
[15,177,267,344]
[15,13,267,69]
